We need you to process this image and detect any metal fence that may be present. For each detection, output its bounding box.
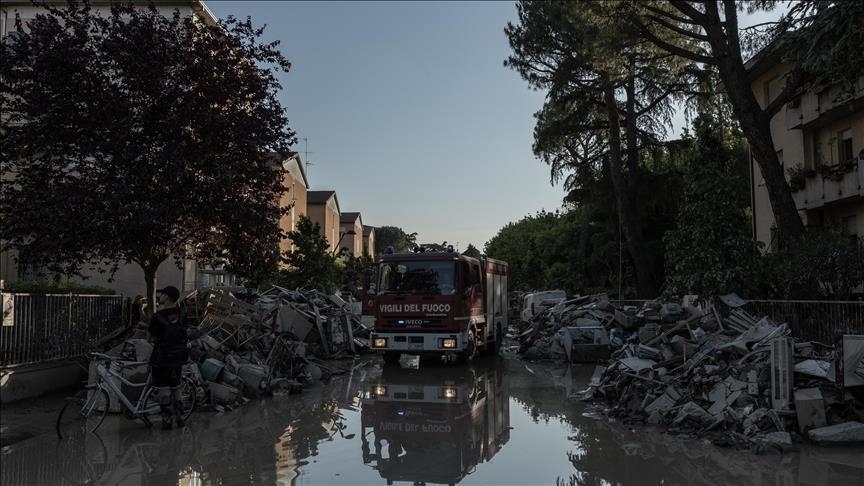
[0,293,130,368]
[610,298,863,343]
[742,299,864,344]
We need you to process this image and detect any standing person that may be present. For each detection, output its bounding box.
[149,285,188,429]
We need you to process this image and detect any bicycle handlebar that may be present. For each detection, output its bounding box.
[119,361,149,368]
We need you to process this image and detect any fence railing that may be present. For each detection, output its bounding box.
[609,298,863,343]
[0,293,130,368]
[742,299,864,344]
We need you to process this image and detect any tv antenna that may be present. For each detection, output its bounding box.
[299,137,314,175]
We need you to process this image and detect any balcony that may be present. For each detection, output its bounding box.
[786,76,864,131]
[791,158,863,210]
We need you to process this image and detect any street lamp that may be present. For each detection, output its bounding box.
[333,230,356,256]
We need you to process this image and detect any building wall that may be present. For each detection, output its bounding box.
[0,255,195,297]
[306,203,327,243]
[307,199,340,254]
[278,160,308,263]
[70,258,193,297]
[339,219,363,256]
[810,113,864,167]
[1,1,215,30]
[750,64,864,248]
[325,200,340,254]
[364,232,375,259]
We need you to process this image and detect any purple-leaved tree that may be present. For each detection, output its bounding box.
[1,2,296,312]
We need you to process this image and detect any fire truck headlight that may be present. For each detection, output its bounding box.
[374,385,387,397]
[441,338,457,349]
[373,338,387,348]
[442,387,457,399]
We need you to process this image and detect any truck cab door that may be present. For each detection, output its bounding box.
[466,263,483,314]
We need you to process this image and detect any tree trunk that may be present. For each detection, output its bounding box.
[602,81,659,298]
[715,60,806,245]
[625,55,641,184]
[143,264,158,319]
[136,251,170,317]
[698,6,806,245]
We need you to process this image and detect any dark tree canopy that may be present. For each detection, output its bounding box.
[505,0,696,297]
[337,254,375,295]
[373,226,417,255]
[0,3,295,308]
[484,210,618,295]
[462,244,481,258]
[663,113,759,297]
[631,1,864,244]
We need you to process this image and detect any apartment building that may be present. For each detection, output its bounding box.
[746,50,864,249]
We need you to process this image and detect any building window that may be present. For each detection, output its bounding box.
[1,10,7,38]
[197,266,235,289]
[842,215,858,237]
[763,75,783,107]
[811,129,823,169]
[839,129,853,163]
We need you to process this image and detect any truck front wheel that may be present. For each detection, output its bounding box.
[382,352,400,365]
[457,331,477,364]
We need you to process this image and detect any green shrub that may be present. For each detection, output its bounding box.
[756,230,864,300]
[786,164,808,192]
[3,279,116,295]
[664,114,761,298]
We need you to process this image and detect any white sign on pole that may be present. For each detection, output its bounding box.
[2,293,14,327]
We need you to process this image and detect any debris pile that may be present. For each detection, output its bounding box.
[97,286,372,411]
[517,293,620,362]
[183,286,372,408]
[516,292,864,450]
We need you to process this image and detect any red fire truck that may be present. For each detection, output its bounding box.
[369,248,508,363]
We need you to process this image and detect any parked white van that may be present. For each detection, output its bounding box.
[520,290,566,322]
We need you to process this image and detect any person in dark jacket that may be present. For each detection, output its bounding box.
[149,285,188,429]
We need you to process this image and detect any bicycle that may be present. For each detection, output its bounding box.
[56,352,197,438]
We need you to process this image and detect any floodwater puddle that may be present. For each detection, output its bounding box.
[2,356,862,485]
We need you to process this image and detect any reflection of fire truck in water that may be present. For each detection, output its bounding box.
[360,359,510,485]
[368,248,508,363]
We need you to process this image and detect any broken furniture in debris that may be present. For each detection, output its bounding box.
[90,286,372,411]
[515,292,864,451]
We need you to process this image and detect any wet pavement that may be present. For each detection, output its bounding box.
[2,355,863,485]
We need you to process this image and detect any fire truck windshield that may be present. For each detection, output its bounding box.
[378,261,456,295]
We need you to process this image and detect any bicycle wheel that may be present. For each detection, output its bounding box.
[132,393,154,429]
[180,376,197,420]
[142,378,196,427]
[55,429,108,485]
[57,387,110,439]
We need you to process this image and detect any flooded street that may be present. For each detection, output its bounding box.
[3,355,863,485]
